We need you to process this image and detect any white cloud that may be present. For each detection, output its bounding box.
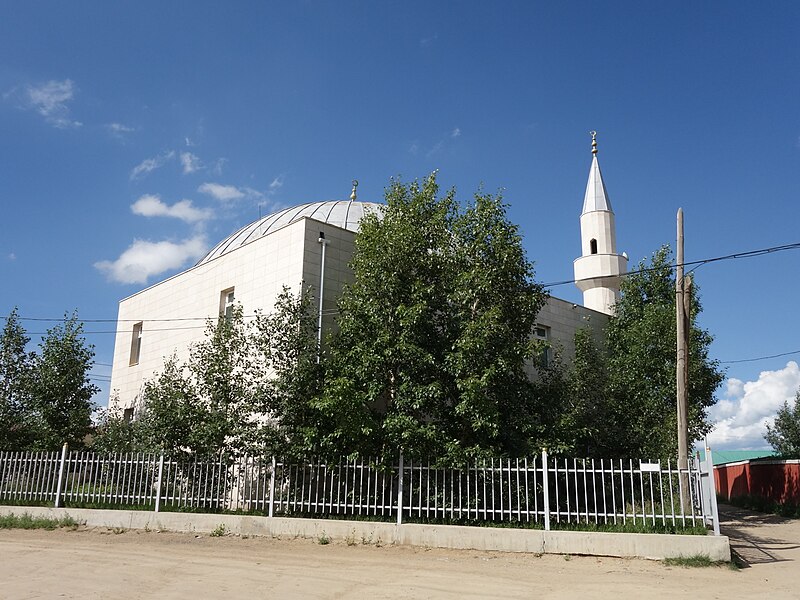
[211,158,227,175]
[426,140,444,158]
[180,152,202,174]
[198,182,247,202]
[22,79,82,128]
[130,194,212,223]
[420,34,438,48]
[707,361,800,450]
[268,176,284,193]
[130,151,175,180]
[94,235,208,284]
[106,122,136,137]
[417,128,461,158]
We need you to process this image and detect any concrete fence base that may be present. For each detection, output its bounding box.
[0,505,730,562]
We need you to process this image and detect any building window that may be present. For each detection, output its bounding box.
[533,325,550,368]
[590,239,598,255]
[123,407,134,423]
[129,322,143,366]
[220,287,235,321]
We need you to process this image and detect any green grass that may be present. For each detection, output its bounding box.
[0,498,53,508]
[550,520,709,535]
[663,554,733,569]
[267,511,708,535]
[0,512,81,531]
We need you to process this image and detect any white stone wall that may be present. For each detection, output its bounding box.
[533,297,608,374]
[300,219,357,342]
[109,217,357,411]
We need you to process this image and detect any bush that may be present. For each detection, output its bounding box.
[725,494,800,519]
[0,512,80,530]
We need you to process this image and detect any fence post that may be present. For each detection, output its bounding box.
[54,443,68,508]
[706,447,721,536]
[268,456,276,518]
[541,449,550,531]
[396,450,404,526]
[154,452,165,513]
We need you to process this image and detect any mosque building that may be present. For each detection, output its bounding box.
[108,136,625,414]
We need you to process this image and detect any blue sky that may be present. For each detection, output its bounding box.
[1,2,798,449]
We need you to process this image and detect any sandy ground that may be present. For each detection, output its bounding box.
[0,504,797,599]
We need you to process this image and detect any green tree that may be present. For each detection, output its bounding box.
[97,292,322,459]
[92,394,159,455]
[131,306,258,459]
[559,328,611,456]
[601,246,723,459]
[250,287,324,457]
[765,391,800,457]
[321,173,546,461]
[29,312,99,450]
[0,308,35,450]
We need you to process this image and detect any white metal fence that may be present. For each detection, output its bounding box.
[0,447,720,533]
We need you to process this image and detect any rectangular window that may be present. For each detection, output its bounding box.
[123,407,134,423]
[129,322,143,366]
[219,287,235,321]
[533,324,550,368]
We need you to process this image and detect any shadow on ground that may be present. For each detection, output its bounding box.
[718,503,800,567]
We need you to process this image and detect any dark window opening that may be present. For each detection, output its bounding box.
[590,239,598,255]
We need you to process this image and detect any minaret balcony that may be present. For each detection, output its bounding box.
[573,253,628,293]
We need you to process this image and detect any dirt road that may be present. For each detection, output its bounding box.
[0,506,797,599]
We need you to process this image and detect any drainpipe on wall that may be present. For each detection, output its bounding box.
[317,231,328,363]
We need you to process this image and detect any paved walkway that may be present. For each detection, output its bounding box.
[718,503,800,569]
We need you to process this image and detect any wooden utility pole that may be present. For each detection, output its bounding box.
[676,209,690,480]
[684,274,692,397]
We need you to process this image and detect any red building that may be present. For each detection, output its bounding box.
[715,458,800,504]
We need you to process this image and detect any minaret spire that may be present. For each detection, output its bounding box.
[573,131,628,315]
[582,132,612,214]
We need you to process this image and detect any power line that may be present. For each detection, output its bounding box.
[4,241,799,324]
[541,241,800,289]
[4,240,800,366]
[25,325,211,335]
[5,316,223,323]
[719,349,800,365]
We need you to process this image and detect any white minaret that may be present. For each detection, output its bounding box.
[573,132,627,315]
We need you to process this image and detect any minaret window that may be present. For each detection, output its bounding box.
[590,239,598,255]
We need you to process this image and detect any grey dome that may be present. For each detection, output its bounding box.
[197,200,384,265]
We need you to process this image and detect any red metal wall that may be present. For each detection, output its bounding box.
[715,460,800,504]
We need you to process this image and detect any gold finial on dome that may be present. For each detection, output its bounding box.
[590,131,598,155]
[350,179,358,202]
